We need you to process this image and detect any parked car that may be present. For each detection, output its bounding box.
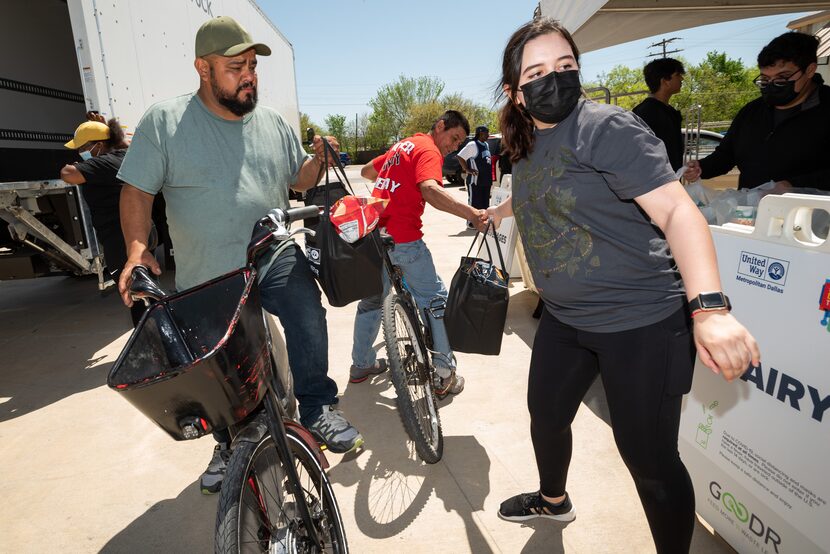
[339,152,351,166]
[684,129,723,158]
[442,134,502,186]
[442,138,470,186]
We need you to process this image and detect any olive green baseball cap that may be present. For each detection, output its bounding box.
[195,16,271,58]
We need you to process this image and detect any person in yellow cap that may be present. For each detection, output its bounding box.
[60,113,150,325]
[116,15,362,494]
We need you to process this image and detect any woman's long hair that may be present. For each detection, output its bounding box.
[497,18,580,163]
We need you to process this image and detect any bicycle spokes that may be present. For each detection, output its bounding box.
[383,293,444,463]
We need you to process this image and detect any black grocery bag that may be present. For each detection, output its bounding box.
[445,222,509,355]
[304,142,383,307]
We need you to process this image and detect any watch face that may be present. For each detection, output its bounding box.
[700,292,726,309]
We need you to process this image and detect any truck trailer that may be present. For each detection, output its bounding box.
[0,0,300,287]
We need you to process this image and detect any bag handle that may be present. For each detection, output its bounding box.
[465,220,507,273]
[321,139,355,213]
[318,137,383,257]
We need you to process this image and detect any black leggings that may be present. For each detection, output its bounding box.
[528,306,696,554]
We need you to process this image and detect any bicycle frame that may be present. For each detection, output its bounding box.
[115,205,327,551]
[227,208,329,551]
[380,241,435,370]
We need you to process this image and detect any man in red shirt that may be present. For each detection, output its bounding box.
[349,110,488,397]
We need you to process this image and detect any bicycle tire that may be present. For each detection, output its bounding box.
[215,423,348,553]
[382,293,443,464]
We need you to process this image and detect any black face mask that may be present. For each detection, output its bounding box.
[519,69,582,124]
[760,80,799,107]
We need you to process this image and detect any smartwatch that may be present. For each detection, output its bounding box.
[689,292,731,316]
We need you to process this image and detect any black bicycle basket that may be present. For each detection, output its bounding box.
[107,268,272,440]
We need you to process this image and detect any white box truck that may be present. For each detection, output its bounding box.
[0,0,300,287]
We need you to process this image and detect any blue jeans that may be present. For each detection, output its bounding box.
[258,244,337,427]
[352,239,455,376]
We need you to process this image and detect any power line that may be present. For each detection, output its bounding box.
[647,37,683,58]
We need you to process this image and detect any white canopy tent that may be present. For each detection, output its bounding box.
[539,0,830,53]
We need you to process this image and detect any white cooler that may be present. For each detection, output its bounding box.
[679,193,830,554]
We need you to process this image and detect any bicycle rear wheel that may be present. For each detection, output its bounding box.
[215,420,348,553]
[382,293,443,464]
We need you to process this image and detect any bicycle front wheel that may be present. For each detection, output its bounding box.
[382,293,443,464]
[215,422,348,553]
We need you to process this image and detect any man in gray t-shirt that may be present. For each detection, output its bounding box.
[117,16,363,493]
[512,99,685,332]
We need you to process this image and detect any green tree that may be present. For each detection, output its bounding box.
[402,102,446,136]
[299,112,319,136]
[368,75,445,141]
[324,114,347,149]
[441,93,499,132]
[585,64,648,110]
[585,52,758,129]
[299,112,323,152]
[402,94,498,137]
[364,117,393,150]
[673,52,757,129]
[345,112,370,154]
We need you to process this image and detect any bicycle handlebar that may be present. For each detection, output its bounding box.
[282,205,320,223]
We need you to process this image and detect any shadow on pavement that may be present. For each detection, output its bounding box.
[0,276,133,422]
[331,374,494,552]
[503,289,539,350]
[449,228,479,238]
[99,480,215,553]
[517,519,569,553]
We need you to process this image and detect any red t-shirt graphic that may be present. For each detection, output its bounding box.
[370,133,443,243]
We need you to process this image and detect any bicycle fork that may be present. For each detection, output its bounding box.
[262,389,324,551]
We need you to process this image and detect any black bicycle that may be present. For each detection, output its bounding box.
[380,237,446,464]
[108,206,348,553]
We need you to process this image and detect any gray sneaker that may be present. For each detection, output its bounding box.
[308,405,364,454]
[349,358,388,383]
[200,443,231,494]
[433,371,465,399]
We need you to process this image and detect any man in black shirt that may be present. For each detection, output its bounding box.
[684,32,830,192]
[633,58,685,171]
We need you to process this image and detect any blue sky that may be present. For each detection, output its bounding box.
[260,1,812,126]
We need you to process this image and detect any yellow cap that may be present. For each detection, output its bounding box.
[64,121,110,149]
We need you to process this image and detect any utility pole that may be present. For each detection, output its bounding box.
[647,37,682,58]
[355,113,358,157]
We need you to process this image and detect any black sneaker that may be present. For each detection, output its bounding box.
[498,491,576,522]
[200,443,231,495]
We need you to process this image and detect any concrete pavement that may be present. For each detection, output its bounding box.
[0,166,735,553]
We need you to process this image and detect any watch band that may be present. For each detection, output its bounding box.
[689,292,731,316]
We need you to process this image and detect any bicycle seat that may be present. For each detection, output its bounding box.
[380,232,395,251]
[130,265,166,301]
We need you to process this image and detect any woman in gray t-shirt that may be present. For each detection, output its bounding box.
[488,18,760,553]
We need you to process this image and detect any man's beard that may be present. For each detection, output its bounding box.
[210,71,258,116]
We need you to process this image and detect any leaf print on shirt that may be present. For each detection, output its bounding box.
[514,147,601,279]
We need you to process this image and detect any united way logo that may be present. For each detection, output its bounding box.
[768,262,786,281]
[737,251,789,285]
